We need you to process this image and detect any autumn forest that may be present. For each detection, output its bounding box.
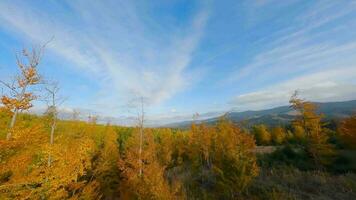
[0,0,356,200]
[0,45,355,200]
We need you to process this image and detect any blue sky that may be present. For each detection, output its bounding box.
[1,0,356,125]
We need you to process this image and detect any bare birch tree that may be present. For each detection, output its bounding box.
[126,96,146,176]
[88,114,99,124]
[137,96,145,176]
[72,109,80,120]
[44,81,65,166]
[125,96,148,176]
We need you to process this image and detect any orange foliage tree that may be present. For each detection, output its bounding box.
[0,120,110,199]
[0,47,44,140]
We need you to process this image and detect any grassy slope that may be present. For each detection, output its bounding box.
[247,166,356,200]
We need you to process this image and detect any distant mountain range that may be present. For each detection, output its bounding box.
[165,100,356,128]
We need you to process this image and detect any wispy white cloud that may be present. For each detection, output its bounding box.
[229,7,356,82]
[1,0,355,125]
[253,0,300,8]
[0,0,209,115]
[230,66,356,110]
[227,0,356,110]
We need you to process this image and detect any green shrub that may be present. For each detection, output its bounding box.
[258,145,314,170]
[0,170,13,183]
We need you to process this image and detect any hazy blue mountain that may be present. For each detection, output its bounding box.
[165,100,356,128]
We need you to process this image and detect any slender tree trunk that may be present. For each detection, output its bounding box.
[50,120,56,145]
[139,123,143,176]
[138,97,144,176]
[7,108,18,140]
[6,85,27,140]
[47,153,52,167]
[48,119,56,167]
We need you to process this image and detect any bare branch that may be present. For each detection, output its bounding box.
[0,80,17,93]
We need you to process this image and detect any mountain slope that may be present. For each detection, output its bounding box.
[166,100,356,128]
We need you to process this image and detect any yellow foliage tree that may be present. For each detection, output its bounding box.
[252,124,271,145]
[91,126,121,198]
[0,120,105,199]
[289,91,334,166]
[155,128,174,166]
[271,126,286,145]
[338,115,356,149]
[178,119,259,199]
[293,124,306,142]
[118,128,175,200]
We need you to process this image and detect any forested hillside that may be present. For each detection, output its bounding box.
[1,97,356,199]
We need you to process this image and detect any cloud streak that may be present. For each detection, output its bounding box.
[0,0,209,113]
[1,0,355,124]
[230,66,356,111]
[227,0,356,110]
